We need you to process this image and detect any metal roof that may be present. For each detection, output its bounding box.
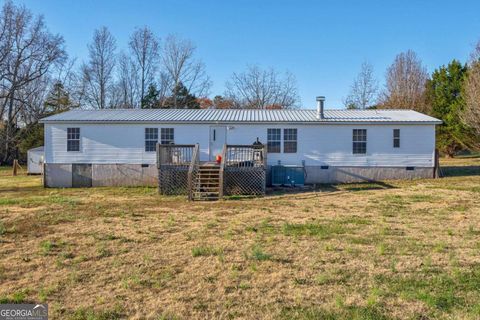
[39,109,442,124]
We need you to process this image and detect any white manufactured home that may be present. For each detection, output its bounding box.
[40,98,442,188]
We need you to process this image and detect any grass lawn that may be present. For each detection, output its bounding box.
[0,157,479,319]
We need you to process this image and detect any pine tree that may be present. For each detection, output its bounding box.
[44,81,75,114]
[212,95,234,109]
[141,84,160,108]
[425,60,474,156]
[164,82,200,109]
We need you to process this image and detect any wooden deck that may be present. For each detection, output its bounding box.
[157,144,267,200]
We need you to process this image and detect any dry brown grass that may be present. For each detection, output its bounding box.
[0,157,479,319]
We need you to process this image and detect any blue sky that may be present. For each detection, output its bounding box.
[14,0,480,109]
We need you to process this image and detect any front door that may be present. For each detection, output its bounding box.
[209,126,227,161]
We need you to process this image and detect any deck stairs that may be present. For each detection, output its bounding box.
[192,163,221,201]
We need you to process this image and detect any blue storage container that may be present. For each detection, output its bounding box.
[271,165,305,186]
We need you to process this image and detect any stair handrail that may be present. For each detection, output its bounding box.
[218,144,227,199]
[187,144,200,201]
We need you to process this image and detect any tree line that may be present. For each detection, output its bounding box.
[0,1,300,163]
[0,0,478,164]
[344,49,480,156]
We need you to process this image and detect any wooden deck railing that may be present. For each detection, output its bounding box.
[158,143,267,199]
[221,144,267,197]
[157,144,196,196]
[157,144,196,167]
[224,144,266,167]
[219,144,227,198]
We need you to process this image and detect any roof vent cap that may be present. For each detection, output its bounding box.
[316,96,325,119]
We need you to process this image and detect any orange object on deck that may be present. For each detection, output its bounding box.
[216,155,222,164]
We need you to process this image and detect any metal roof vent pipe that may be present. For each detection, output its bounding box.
[316,96,325,119]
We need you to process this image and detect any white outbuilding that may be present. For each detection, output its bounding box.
[39,98,442,188]
[27,146,44,175]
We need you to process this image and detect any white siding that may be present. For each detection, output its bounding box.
[44,123,436,167]
[227,124,435,167]
[45,123,210,164]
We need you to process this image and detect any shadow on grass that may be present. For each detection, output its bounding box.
[267,184,338,196]
[339,181,396,192]
[0,186,44,193]
[223,194,261,201]
[267,181,396,197]
[280,304,389,320]
[441,166,480,177]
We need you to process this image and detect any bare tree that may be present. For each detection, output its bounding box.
[381,50,429,112]
[344,61,378,109]
[117,52,138,108]
[160,34,211,108]
[17,74,51,125]
[129,27,159,107]
[0,0,66,163]
[56,58,82,109]
[463,41,480,138]
[81,26,117,109]
[225,65,299,109]
[0,1,14,86]
[18,58,78,124]
[157,71,171,105]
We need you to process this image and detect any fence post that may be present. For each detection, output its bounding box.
[12,159,18,176]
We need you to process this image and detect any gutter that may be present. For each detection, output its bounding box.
[39,120,443,125]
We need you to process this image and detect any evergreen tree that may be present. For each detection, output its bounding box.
[141,83,160,108]
[212,95,234,109]
[44,81,75,114]
[425,60,474,156]
[164,82,200,109]
[346,102,357,110]
[16,123,44,162]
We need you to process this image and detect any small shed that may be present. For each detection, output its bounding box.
[27,146,44,174]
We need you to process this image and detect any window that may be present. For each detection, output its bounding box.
[284,128,297,153]
[267,129,281,153]
[393,129,400,148]
[67,128,80,152]
[352,129,367,154]
[145,128,158,152]
[161,128,174,145]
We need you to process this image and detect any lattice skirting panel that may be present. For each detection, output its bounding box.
[224,167,266,196]
[158,165,189,195]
